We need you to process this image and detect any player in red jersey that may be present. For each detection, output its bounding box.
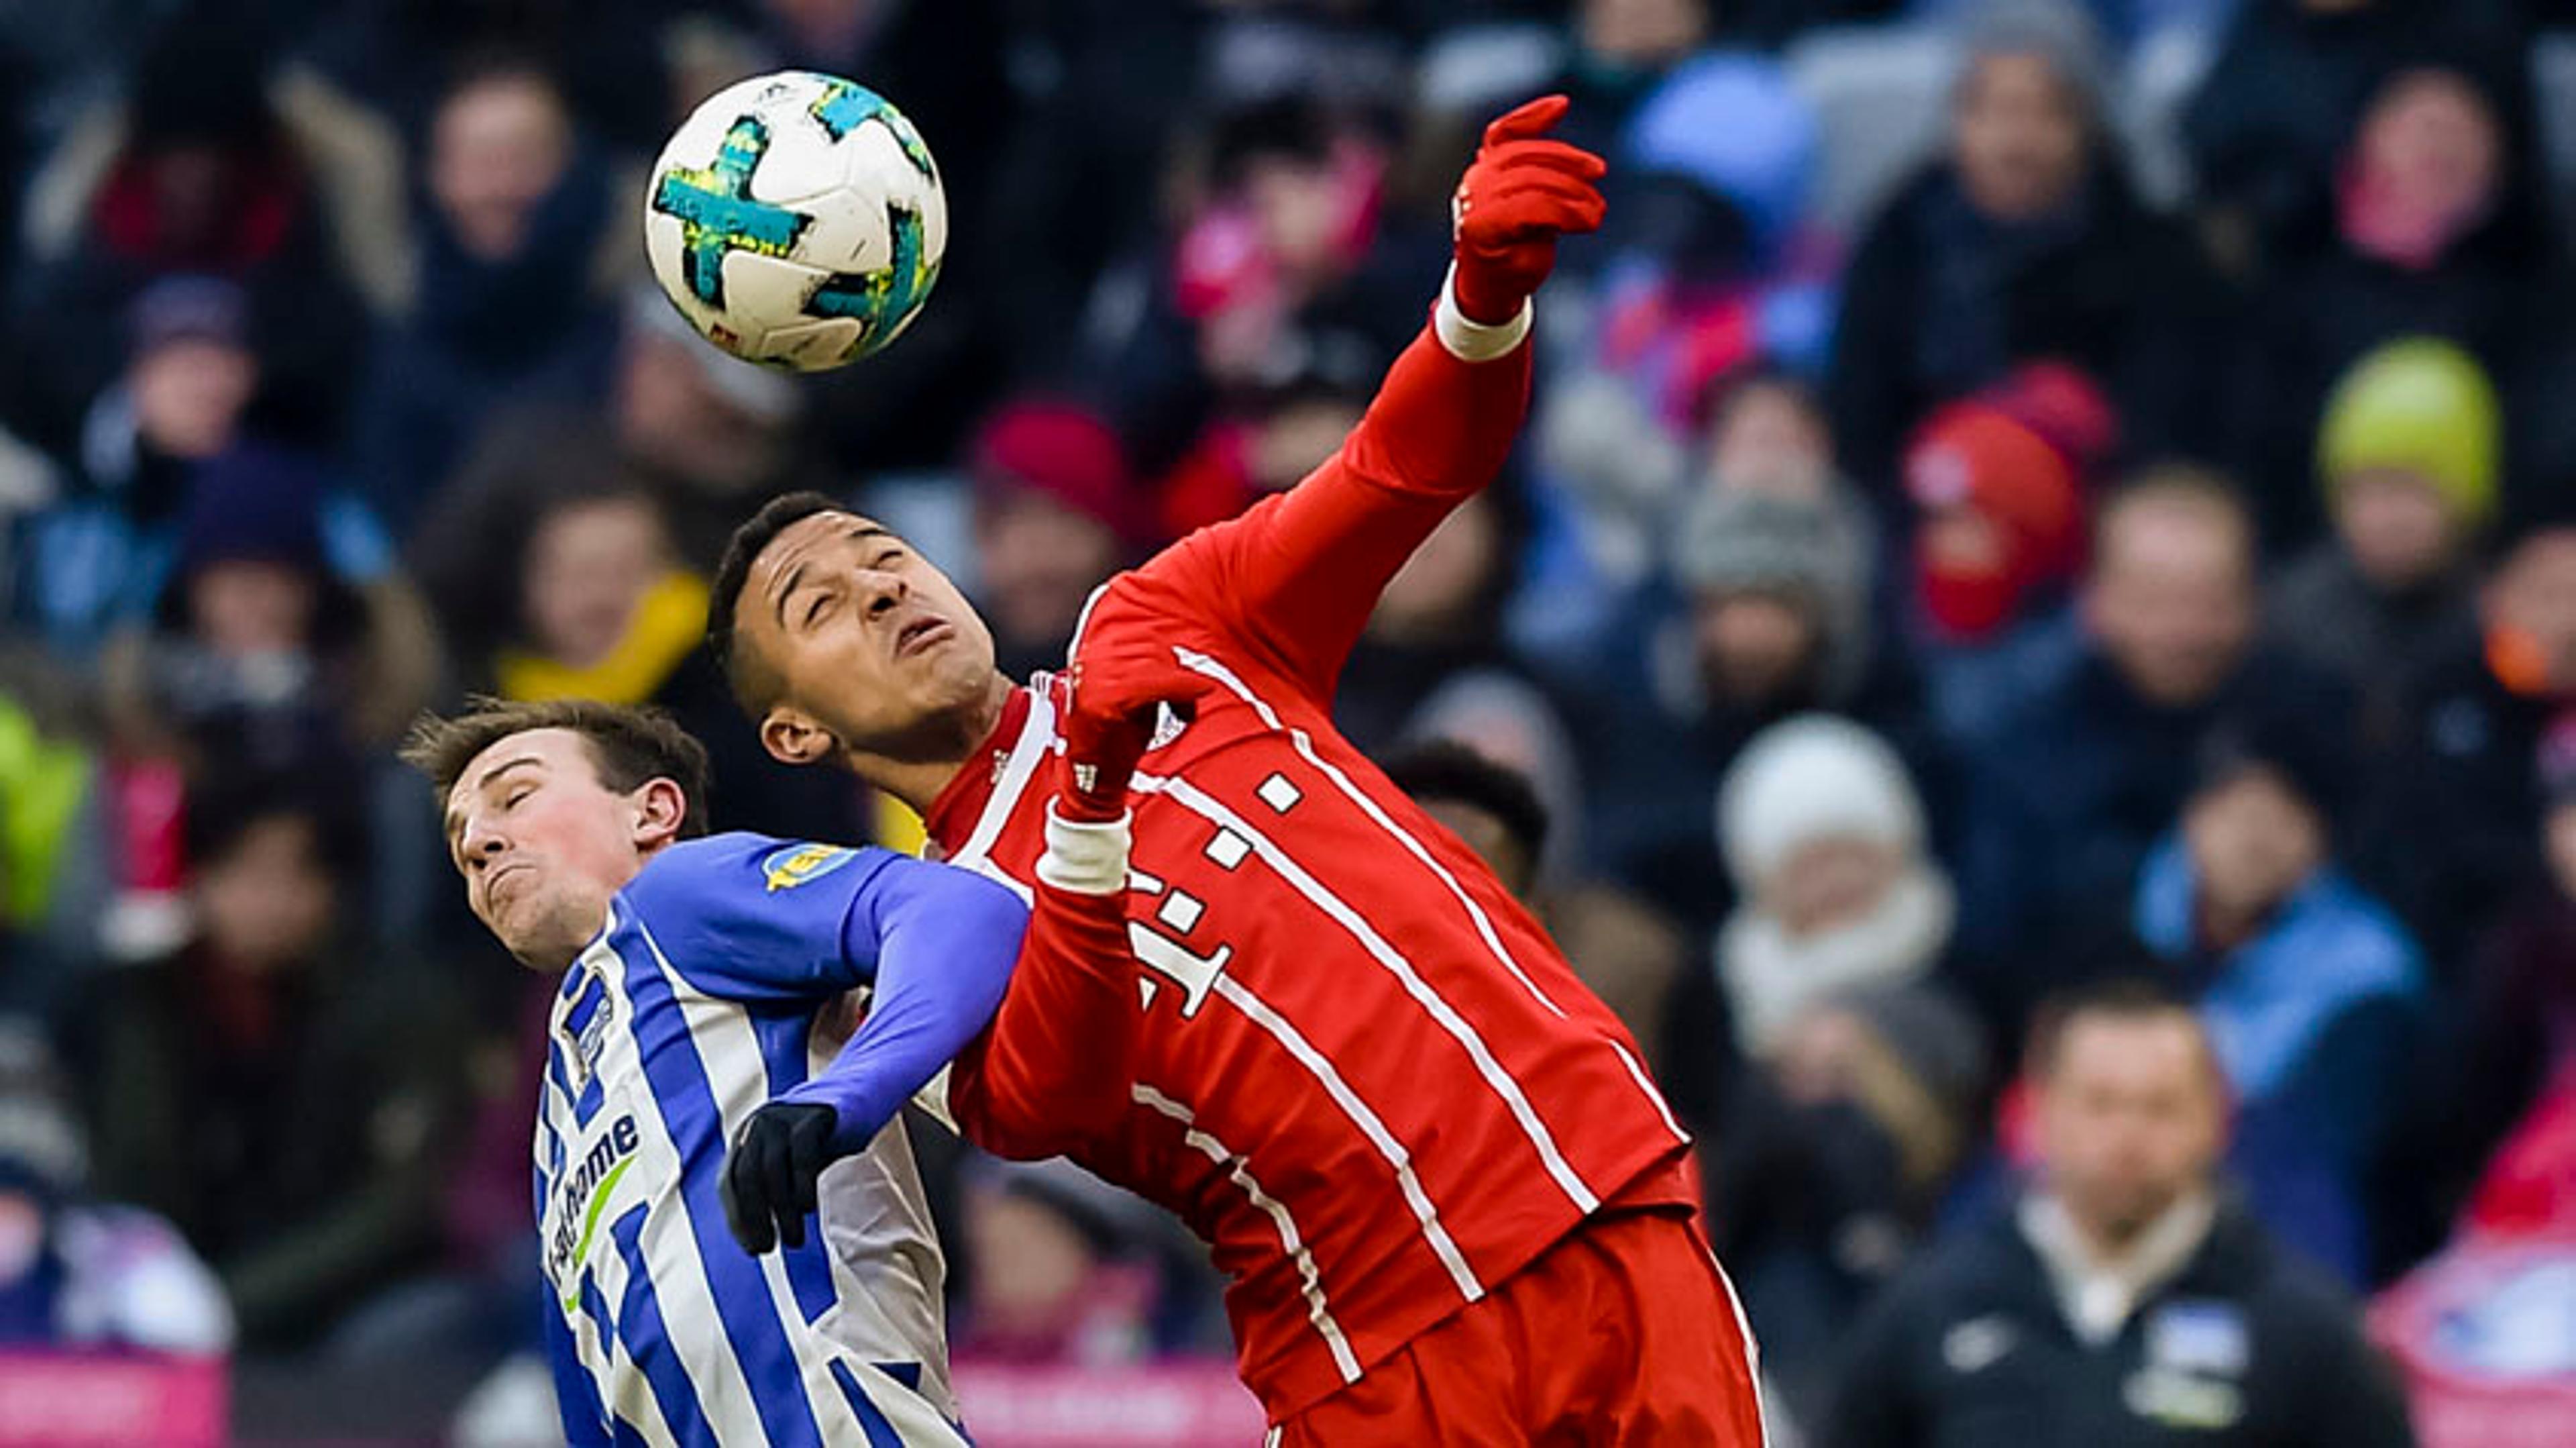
[706,97,1764,1445]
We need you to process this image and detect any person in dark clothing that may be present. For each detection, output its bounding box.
[1951,468,2341,1028]
[353,57,621,533]
[1818,980,2416,1448]
[7,6,371,459]
[405,414,863,846]
[69,773,472,1351]
[2127,709,2424,1264]
[2435,716,2576,1233]
[2227,60,2555,547]
[299,0,686,154]
[1826,0,2233,487]
[1082,93,1446,480]
[2182,0,2534,263]
[1586,486,1943,939]
[2357,521,2576,967]
[1902,362,2114,745]
[2267,337,2498,731]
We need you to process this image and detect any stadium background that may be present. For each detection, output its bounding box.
[0,0,2571,1441]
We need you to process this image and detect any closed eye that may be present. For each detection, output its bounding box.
[872,548,903,569]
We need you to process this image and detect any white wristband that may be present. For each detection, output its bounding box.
[1434,262,1533,362]
[1034,804,1132,896]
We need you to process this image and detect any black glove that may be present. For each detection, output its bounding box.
[720,1100,839,1253]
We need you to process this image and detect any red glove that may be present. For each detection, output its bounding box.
[1450,95,1608,325]
[1059,640,1214,823]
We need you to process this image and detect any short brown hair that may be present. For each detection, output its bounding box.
[2093,464,2255,564]
[2025,975,2210,1082]
[400,696,714,838]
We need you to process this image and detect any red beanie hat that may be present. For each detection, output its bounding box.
[972,401,1142,544]
[1906,402,2086,639]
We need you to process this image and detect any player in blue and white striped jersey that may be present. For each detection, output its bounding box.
[404,695,1141,1447]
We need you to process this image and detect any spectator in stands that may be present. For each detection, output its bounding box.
[1827,0,2230,487]
[1587,486,1934,936]
[1953,468,2329,1023]
[2361,520,2576,963]
[69,772,470,1351]
[2269,338,2496,726]
[411,428,860,843]
[1904,364,2111,743]
[0,1025,231,1353]
[1683,717,1988,1393]
[955,1158,1160,1368]
[1336,474,1553,756]
[1560,0,1716,142]
[2232,60,2552,544]
[1820,979,2416,1448]
[1548,52,1830,450]
[1086,95,1434,475]
[2442,716,2576,1232]
[1716,982,1989,1433]
[12,278,389,660]
[968,399,1143,681]
[356,56,623,531]
[2131,709,2424,1255]
[7,5,373,457]
[95,444,436,777]
[1527,54,1835,645]
[1705,717,1964,1066]
[1154,321,1385,544]
[607,292,822,570]
[1528,366,1874,672]
[0,649,109,1020]
[2184,0,2534,264]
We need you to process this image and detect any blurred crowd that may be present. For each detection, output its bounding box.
[2,0,2576,1441]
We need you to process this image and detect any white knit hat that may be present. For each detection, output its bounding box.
[1718,715,1927,893]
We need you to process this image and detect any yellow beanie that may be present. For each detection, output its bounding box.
[2317,337,2502,529]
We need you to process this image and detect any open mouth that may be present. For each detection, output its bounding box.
[896,616,953,658]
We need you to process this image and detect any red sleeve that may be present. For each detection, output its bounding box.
[1113,321,1533,701]
[946,874,1136,1161]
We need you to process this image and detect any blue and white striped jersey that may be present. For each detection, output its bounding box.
[533,831,997,1447]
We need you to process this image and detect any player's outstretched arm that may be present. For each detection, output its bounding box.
[1106,95,1603,700]
[722,858,1026,1254]
[949,678,1175,1159]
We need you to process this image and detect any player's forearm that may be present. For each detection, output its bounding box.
[1338,288,1534,507]
[784,867,1025,1152]
[959,807,1139,1159]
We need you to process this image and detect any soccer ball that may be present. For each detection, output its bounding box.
[643,72,947,372]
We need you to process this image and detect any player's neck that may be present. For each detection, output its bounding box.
[859,670,1018,816]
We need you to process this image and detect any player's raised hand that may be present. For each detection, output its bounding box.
[1450,95,1607,325]
[721,1100,839,1253]
[1061,641,1217,823]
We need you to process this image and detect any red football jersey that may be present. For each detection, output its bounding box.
[928,323,1695,1421]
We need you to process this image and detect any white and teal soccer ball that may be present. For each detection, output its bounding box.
[643,71,947,372]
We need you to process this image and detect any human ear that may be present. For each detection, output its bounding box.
[761,707,835,768]
[631,778,690,849]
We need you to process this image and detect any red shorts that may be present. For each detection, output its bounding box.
[1271,1204,1766,1446]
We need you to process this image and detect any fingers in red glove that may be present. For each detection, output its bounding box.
[1468,174,1610,237]
[1478,138,1608,184]
[1451,93,1606,325]
[1481,93,1571,148]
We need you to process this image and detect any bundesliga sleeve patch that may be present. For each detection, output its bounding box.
[761,842,861,892]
